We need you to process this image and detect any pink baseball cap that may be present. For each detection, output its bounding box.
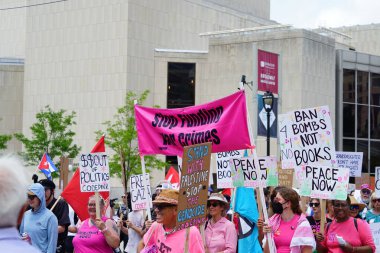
[361,184,371,190]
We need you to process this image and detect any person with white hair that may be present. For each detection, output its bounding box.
[0,155,41,252]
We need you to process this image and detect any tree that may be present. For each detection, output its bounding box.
[14,105,81,166]
[96,90,167,191]
[0,122,11,150]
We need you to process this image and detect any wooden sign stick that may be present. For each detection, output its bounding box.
[320,199,326,232]
[50,195,62,211]
[95,192,101,219]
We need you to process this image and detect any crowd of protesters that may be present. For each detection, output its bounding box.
[0,154,379,253]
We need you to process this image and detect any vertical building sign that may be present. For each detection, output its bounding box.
[257,49,279,94]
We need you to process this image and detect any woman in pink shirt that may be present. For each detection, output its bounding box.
[204,193,237,253]
[316,197,376,253]
[72,195,120,253]
[263,187,315,253]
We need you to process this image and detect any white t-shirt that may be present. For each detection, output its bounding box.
[125,210,144,253]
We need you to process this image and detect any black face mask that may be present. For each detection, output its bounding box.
[272,201,286,214]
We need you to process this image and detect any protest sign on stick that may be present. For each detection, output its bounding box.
[278,168,294,188]
[279,114,296,169]
[216,150,243,188]
[176,142,212,231]
[298,165,349,200]
[79,153,110,192]
[375,167,380,196]
[336,152,363,177]
[279,106,336,169]
[130,173,152,211]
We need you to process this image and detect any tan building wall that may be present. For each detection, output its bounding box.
[0,63,24,152]
[334,24,380,56]
[0,0,26,58]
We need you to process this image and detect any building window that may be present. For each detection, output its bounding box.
[166,62,196,173]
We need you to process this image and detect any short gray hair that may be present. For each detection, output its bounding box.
[0,155,29,227]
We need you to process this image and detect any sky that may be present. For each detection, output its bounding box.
[271,0,380,29]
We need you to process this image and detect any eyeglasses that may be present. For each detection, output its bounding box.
[121,196,126,199]
[154,205,174,211]
[207,202,220,208]
[88,203,96,207]
[309,202,320,207]
[361,189,371,195]
[27,195,37,200]
[372,199,380,203]
[333,203,348,208]
[349,205,360,211]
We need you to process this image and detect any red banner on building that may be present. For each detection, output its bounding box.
[257,49,279,94]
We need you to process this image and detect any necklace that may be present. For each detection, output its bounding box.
[163,225,176,238]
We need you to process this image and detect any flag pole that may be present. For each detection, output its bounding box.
[134,99,152,221]
[240,80,275,253]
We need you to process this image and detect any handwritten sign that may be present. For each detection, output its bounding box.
[216,150,243,188]
[369,223,380,252]
[177,143,211,231]
[279,114,296,169]
[278,168,294,188]
[336,152,363,177]
[129,173,152,210]
[376,167,380,196]
[298,165,349,200]
[230,156,274,188]
[279,106,336,169]
[79,153,110,192]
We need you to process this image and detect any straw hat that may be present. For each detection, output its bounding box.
[349,195,366,212]
[208,193,228,205]
[152,189,179,205]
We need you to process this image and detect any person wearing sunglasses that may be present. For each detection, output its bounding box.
[348,196,365,219]
[263,187,315,253]
[306,199,332,236]
[20,183,58,253]
[204,193,237,253]
[137,189,204,253]
[357,184,372,218]
[315,197,376,253]
[366,193,380,224]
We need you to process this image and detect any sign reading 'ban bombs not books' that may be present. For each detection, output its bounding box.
[279,106,336,169]
[176,142,211,231]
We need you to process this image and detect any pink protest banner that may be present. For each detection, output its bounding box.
[135,91,251,156]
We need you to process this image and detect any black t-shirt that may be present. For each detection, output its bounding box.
[47,198,70,250]
[306,216,332,234]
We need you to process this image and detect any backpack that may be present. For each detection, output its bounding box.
[325,218,358,233]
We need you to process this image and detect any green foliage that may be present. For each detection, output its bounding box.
[96,90,167,181]
[14,105,81,166]
[0,118,11,150]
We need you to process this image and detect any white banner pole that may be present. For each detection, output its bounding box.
[240,81,275,253]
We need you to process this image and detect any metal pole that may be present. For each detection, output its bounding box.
[267,111,270,156]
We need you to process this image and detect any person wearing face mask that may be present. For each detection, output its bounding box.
[263,187,315,253]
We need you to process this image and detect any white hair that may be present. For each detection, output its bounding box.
[0,155,29,227]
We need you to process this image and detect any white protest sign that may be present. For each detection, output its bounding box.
[279,114,295,169]
[230,156,275,188]
[298,165,349,200]
[282,106,336,169]
[79,153,110,192]
[336,152,363,177]
[216,150,243,188]
[376,167,380,196]
[369,223,380,252]
[129,173,152,210]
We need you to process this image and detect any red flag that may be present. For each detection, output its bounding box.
[61,136,109,221]
[165,166,179,189]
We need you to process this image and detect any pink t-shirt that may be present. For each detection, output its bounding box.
[143,222,205,253]
[205,217,237,253]
[321,217,376,253]
[273,214,300,253]
[72,217,113,253]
